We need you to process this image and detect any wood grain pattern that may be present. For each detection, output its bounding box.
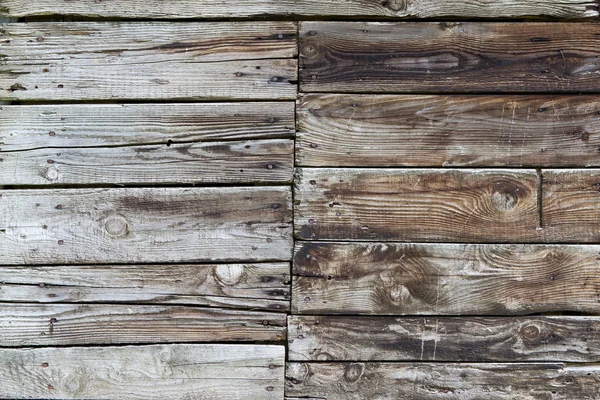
[0,263,290,311]
[300,22,600,93]
[288,316,600,362]
[0,344,284,399]
[295,168,541,242]
[1,22,297,101]
[286,362,600,400]
[297,94,600,167]
[293,242,600,315]
[0,187,292,264]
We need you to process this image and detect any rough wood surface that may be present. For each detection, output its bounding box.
[300,22,600,93]
[1,22,297,101]
[288,315,600,362]
[0,344,284,399]
[286,362,600,400]
[295,168,541,242]
[0,263,290,311]
[297,94,600,167]
[0,187,292,264]
[293,242,600,315]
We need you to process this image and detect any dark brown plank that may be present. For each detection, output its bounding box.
[300,22,600,93]
[297,94,600,167]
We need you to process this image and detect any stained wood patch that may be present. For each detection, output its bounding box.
[295,168,541,242]
[297,94,600,167]
[0,344,284,399]
[289,315,600,362]
[293,242,600,315]
[300,22,600,93]
[286,362,600,399]
[0,22,297,101]
[0,187,292,264]
[0,263,290,311]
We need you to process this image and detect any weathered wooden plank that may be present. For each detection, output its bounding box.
[1,0,597,19]
[288,315,600,362]
[1,22,297,101]
[0,187,292,264]
[293,242,600,315]
[297,94,600,167]
[286,362,600,400]
[0,263,290,312]
[0,103,295,152]
[295,168,541,242]
[0,344,284,399]
[300,22,600,93]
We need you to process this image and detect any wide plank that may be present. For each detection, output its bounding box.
[0,263,290,311]
[0,187,292,264]
[293,242,600,315]
[300,22,600,93]
[289,315,600,362]
[0,344,284,399]
[297,94,600,167]
[286,362,600,400]
[295,168,541,242]
[1,22,297,100]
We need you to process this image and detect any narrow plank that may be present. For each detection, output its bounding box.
[295,168,540,242]
[0,263,290,312]
[292,242,600,315]
[297,94,600,167]
[286,362,600,400]
[300,22,600,93]
[1,22,297,101]
[0,187,292,264]
[288,315,600,362]
[0,344,284,399]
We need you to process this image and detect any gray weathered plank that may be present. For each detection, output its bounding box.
[0,187,292,264]
[295,168,541,242]
[297,94,600,167]
[300,22,600,93]
[1,22,297,101]
[0,344,284,399]
[293,242,600,315]
[286,362,600,400]
[288,315,600,362]
[0,263,290,311]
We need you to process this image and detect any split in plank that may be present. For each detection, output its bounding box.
[0,187,292,264]
[0,22,297,101]
[297,94,600,167]
[293,242,600,315]
[300,22,600,93]
[0,344,284,399]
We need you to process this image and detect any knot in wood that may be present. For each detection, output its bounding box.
[104,215,129,237]
[382,0,408,12]
[344,363,365,383]
[45,167,59,181]
[214,264,245,286]
[491,181,523,211]
[521,325,541,340]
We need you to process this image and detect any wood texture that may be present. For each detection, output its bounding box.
[297,94,600,167]
[0,344,284,399]
[286,362,600,400]
[0,263,290,311]
[288,316,600,362]
[0,22,297,101]
[295,168,541,242]
[300,22,600,93]
[0,187,292,264]
[293,242,600,315]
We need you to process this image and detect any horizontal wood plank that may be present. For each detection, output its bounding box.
[1,344,284,399]
[289,316,600,362]
[0,187,292,264]
[297,94,600,167]
[0,263,290,311]
[293,242,600,315]
[1,22,297,100]
[295,168,541,242]
[300,22,600,93]
[286,362,600,399]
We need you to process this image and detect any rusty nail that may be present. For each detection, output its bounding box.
[267,164,274,169]
[310,143,318,148]
[39,283,45,288]
[49,131,56,136]
[57,240,64,245]
[311,75,317,80]
[308,108,315,113]
[269,364,275,369]
[305,296,311,301]
[267,238,273,243]
[262,320,269,326]
[268,117,275,123]
[309,219,315,224]
[55,205,62,209]
[277,34,284,39]
[235,72,242,77]
[309,30,317,36]
[50,318,57,323]
[47,159,54,164]
[41,363,49,368]
[48,384,54,390]
[266,386,274,392]
[57,84,63,88]
[37,37,44,42]
[43,68,49,73]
